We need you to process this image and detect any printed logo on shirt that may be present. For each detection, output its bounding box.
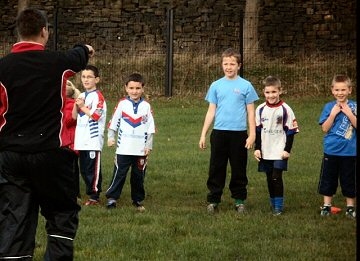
[345,125,353,140]
[233,88,241,94]
[89,151,96,159]
[141,115,149,124]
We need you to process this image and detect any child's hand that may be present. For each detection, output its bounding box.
[330,103,342,116]
[75,97,85,108]
[338,103,353,117]
[254,150,262,162]
[107,138,115,147]
[144,148,151,156]
[281,151,290,159]
[245,135,255,149]
[199,136,206,150]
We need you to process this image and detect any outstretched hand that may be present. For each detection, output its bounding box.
[85,45,95,58]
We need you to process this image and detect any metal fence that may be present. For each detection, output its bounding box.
[0,8,356,98]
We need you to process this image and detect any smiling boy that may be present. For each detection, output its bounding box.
[318,74,357,218]
[105,73,155,211]
[73,65,107,206]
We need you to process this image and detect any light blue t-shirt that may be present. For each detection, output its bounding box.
[205,76,259,131]
[319,100,357,156]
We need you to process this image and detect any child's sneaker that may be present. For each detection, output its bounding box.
[84,199,99,206]
[133,201,145,212]
[106,199,117,209]
[320,206,331,216]
[272,209,282,216]
[207,203,218,214]
[235,204,246,214]
[345,207,356,219]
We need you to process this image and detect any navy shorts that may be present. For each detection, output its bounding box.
[258,159,288,173]
[318,154,356,198]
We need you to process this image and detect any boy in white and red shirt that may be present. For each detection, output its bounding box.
[73,65,107,206]
[254,76,299,215]
[105,73,155,211]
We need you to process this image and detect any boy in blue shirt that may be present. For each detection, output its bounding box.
[318,74,357,218]
[199,48,259,214]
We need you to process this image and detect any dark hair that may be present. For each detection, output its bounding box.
[125,73,145,86]
[16,8,47,38]
[84,65,100,77]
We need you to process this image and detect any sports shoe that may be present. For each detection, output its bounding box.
[84,199,99,206]
[106,199,117,209]
[345,207,356,219]
[207,203,218,214]
[133,201,145,212]
[235,204,246,214]
[273,209,282,216]
[320,206,331,216]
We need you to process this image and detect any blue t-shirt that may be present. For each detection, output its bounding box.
[205,76,259,131]
[319,100,357,156]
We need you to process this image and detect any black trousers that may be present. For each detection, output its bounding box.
[106,154,147,203]
[79,150,102,200]
[206,130,248,203]
[0,148,80,260]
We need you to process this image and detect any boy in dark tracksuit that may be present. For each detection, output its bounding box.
[0,8,94,260]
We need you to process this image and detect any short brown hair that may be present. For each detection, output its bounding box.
[221,48,241,64]
[331,74,352,88]
[262,76,281,89]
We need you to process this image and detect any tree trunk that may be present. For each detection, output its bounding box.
[243,0,260,61]
[17,0,30,14]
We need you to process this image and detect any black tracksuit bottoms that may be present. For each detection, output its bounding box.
[0,148,80,260]
[206,129,248,204]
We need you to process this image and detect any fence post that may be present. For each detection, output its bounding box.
[165,7,174,97]
[53,6,59,51]
[239,9,244,77]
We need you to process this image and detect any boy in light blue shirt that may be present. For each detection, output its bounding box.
[199,48,259,214]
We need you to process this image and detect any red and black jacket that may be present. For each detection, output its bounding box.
[0,42,89,152]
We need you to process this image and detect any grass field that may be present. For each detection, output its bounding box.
[34,96,356,260]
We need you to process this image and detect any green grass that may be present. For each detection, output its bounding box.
[34,96,356,260]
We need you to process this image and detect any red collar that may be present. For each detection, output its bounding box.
[11,41,45,53]
[266,100,284,108]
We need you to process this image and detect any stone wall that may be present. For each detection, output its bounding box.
[258,0,356,56]
[0,0,356,56]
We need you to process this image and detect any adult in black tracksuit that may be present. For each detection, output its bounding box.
[0,8,95,260]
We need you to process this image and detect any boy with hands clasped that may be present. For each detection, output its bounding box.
[318,74,356,218]
[73,65,107,206]
[105,73,155,212]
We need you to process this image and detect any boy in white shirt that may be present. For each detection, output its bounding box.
[254,76,299,215]
[106,73,155,211]
[73,65,107,205]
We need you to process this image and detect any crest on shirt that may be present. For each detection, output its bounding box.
[141,115,148,124]
[276,116,283,125]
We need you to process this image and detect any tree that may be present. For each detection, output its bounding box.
[243,0,260,61]
[17,0,30,14]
